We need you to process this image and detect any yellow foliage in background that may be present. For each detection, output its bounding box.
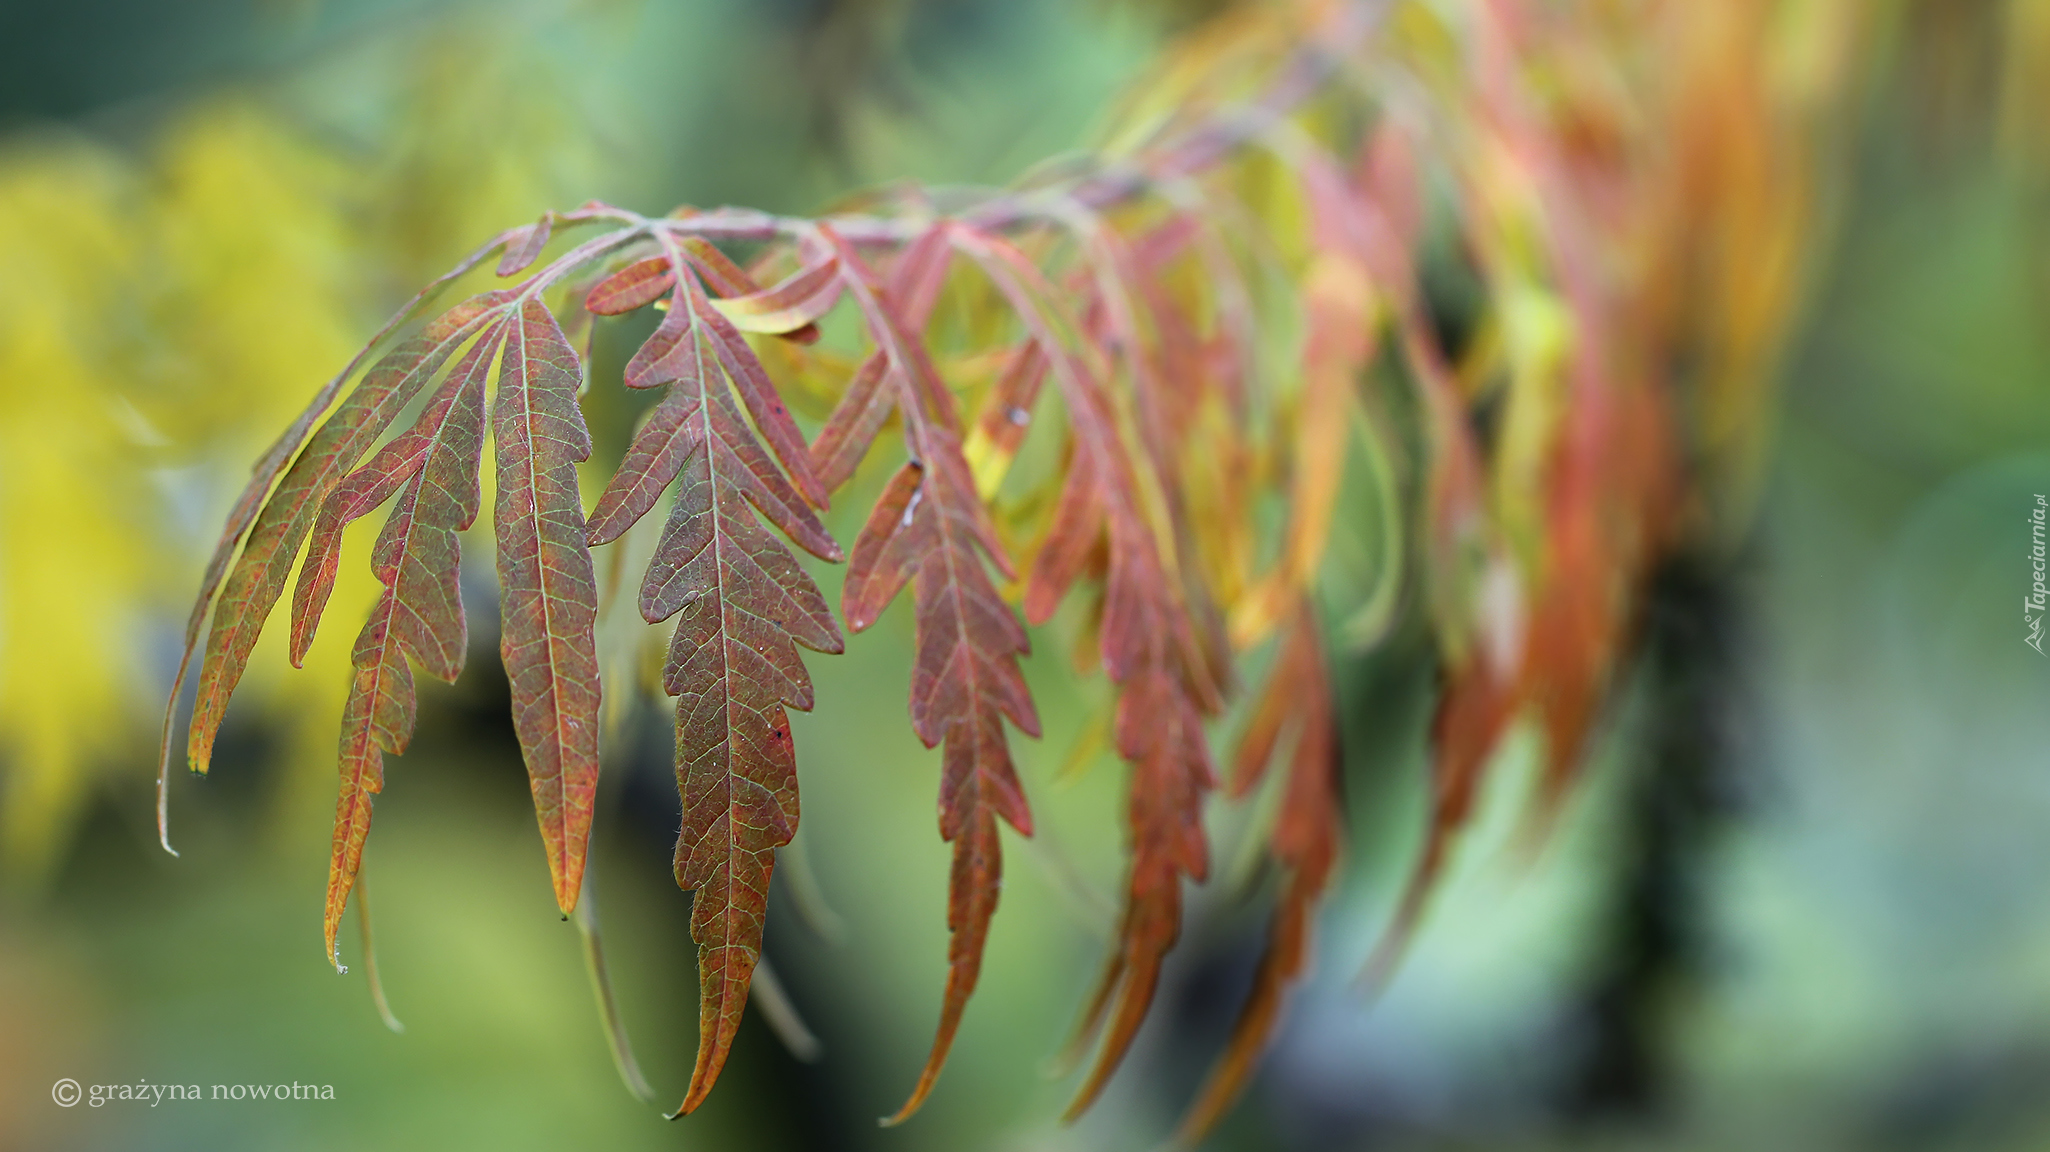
[0,145,150,875]
[0,14,601,880]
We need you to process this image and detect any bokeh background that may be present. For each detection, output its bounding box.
[1,1,2046,1150]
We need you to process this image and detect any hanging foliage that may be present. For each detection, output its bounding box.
[159,0,1876,1137]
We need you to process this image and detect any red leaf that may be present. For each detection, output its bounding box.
[1358,615,1519,991]
[184,294,513,776]
[585,256,677,315]
[633,264,846,1116]
[808,226,953,494]
[669,236,822,342]
[1520,363,1673,842]
[693,289,832,511]
[622,288,697,391]
[887,805,1001,1126]
[158,224,534,851]
[589,342,708,547]
[324,337,491,967]
[497,214,554,277]
[1023,442,1103,627]
[711,256,841,334]
[593,315,839,563]
[822,226,1042,1123]
[1176,603,1340,1142]
[810,355,892,493]
[1064,214,1235,709]
[493,297,604,916]
[950,224,1223,1120]
[677,236,757,298]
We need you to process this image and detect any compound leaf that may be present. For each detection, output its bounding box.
[824,227,1041,1125]
[598,243,846,1116]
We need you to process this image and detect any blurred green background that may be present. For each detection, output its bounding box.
[0,2,2046,1150]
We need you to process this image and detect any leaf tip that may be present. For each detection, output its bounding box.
[879,1074,937,1128]
[671,1076,716,1121]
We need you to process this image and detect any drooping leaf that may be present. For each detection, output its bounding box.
[1267,132,1516,991]
[1495,345,1674,868]
[589,239,845,1116]
[1176,602,1340,1143]
[322,333,491,967]
[1357,565,1521,991]
[1069,209,1240,711]
[810,355,893,493]
[183,293,512,778]
[1236,249,1380,640]
[697,292,832,511]
[493,295,604,916]
[822,226,1042,1124]
[154,217,531,854]
[950,225,1222,1119]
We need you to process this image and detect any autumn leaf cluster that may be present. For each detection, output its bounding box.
[157,0,1880,1138]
